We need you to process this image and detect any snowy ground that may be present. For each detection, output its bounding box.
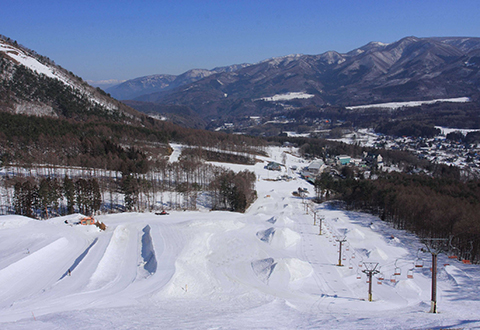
[345,97,470,110]
[0,148,479,329]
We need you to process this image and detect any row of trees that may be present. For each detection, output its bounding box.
[314,171,480,263]
[3,157,257,217]
[13,176,101,218]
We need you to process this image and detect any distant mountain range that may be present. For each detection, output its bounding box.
[112,36,480,126]
[106,64,251,100]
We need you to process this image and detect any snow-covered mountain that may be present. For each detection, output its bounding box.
[106,64,251,100]
[0,36,138,120]
[127,36,480,123]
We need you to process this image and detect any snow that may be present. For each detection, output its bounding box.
[0,40,118,113]
[0,40,72,87]
[258,92,315,102]
[346,97,471,110]
[0,147,479,329]
[435,126,480,136]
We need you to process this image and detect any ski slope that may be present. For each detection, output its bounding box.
[0,149,479,329]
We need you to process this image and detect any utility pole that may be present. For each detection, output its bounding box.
[336,237,347,266]
[362,262,380,302]
[423,238,448,313]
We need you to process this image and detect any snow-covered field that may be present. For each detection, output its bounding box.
[346,97,470,110]
[258,92,315,102]
[0,148,479,329]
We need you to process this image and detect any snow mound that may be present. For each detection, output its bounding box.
[87,225,131,290]
[60,238,98,280]
[271,228,301,249]
[139,225,157,277]
[251,258,277,283]
[257,227,276,244]
[368,248,389,260]
[0,215,33,229]
[282,258,314,282]
[267,216,277,224]
[252,258,313,285]
[275,216,295,226]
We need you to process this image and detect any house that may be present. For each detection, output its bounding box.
[336,155,351,166]
[299,159,326,183]
[363,152,383,167]
[80,216,96,225]
[306,159,325,174]
[266,161,281,171]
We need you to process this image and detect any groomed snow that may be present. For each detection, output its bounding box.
[0,147,479,329]
[258,92,315,102]
[346,97,471,110]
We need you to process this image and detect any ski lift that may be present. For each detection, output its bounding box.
[348,262,353,270]
[394,259,401,276]
[390,274,397,283]
[377,272,385,281]
[342,256,347,261]
[447,236,459,259]
[351,253,356,259]
[377,275,384,285]
[356,272,362,280]
[462,241,474,265]
[415,258,424,268]
[407,269,414,279]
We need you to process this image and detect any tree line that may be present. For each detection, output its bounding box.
[13,176,101,218]
[314,171,480,263]
[2,155,257,218]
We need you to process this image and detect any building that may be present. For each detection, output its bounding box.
[306,159,325,174]
[336,155,351,166]
[266,161,281,171]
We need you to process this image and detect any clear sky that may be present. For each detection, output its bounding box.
[2,0,480,82]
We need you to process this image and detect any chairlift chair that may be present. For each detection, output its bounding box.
[407,269,414,279]
[390,274,397,283]
[394,259,401,275]
[415,258,424,268]
[377,273,385,284]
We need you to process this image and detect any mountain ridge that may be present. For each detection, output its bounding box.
[122,36,480,125]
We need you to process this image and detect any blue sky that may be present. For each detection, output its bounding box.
[2,0,480,82]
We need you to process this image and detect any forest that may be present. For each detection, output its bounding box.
[314,171,480,264]
[2,152,257,218]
